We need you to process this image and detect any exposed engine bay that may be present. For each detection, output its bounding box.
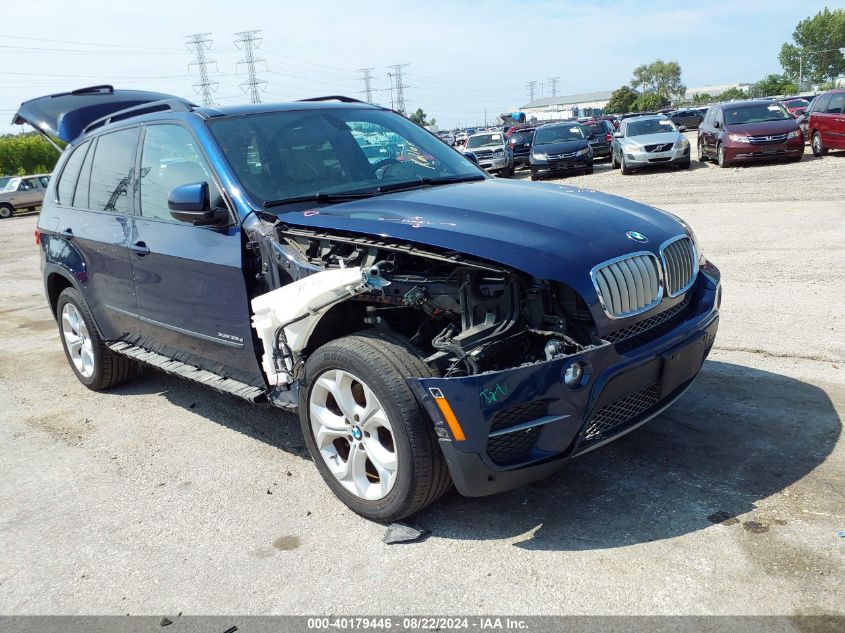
[246,215,602,387]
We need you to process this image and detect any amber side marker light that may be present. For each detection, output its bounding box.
[428,387,466,441]
[34,229,41,246]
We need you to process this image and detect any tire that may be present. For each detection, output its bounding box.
[717,143,730,168]
[0,204,12,219]
[530,169,539,181]
[698,139,708,163]
[611,150,620,169]
[584,167,594,175]
[677,159,691,170]
[56,288,138,390]
[499,166,514,178]
[620,155,632,175]
[299,331,451,522]
[812,132,827,157]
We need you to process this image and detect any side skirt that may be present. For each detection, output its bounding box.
[108,341,267,404]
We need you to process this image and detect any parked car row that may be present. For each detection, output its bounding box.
[0,174,50,218]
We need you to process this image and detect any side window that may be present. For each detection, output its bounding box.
[89,127,140,214]
[139,124,214,221]
[57,142,89,205]
[39,176,50,188]
[826,93,844,114]
[74,138,96,209]
[814,93,832,114]
[19,178,37,191]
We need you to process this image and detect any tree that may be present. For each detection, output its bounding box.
[630,60,686,103]
[633,92,669,113]
[750,74,798,98]
[717,87,749,102]
[779,8,845,85]
[691,93,712,105]
[0,133,61,176]
[604,86,639,114]
[408,108,431,126]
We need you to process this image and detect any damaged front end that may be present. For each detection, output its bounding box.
[245,214,720,495]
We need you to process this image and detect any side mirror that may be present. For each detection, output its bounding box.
[464,152,479,165]
[713,121,721,129]
[679,125,687,132]
[613,132,623,138]
[168,182,229,226]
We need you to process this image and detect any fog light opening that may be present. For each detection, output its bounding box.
[564,362,584,388]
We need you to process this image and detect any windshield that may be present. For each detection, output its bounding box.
[725,103,790,124]
[534,124,585,145]
[584,122,607,135]
[207,108,483,206]
[0,177,20,193]
[783,99,808,109]
[465,133,503,149]
[627,118,677,136]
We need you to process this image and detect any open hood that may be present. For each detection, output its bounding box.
[11,85,194,143]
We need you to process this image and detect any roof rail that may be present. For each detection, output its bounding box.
[82,98,197,135]
[69,85,114,96]
[297,95,367,104]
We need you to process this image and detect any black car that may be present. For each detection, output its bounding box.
[529,122,594,179]
[668,109,704,130]
[506,127,535,168]
[581,119,615,160]
[15,85,720,522]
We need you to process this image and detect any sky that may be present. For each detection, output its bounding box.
[0,0,838,134]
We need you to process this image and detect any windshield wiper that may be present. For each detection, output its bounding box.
[263,191,377,208]
[376,175,485,194]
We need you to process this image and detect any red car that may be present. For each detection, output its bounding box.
[806,89,845,157]
[778,97,810,117]
[697,100,804,167]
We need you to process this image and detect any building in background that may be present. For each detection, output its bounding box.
[684,83,754,101]
[519,90,617,121]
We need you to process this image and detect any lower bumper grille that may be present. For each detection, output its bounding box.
[582,383,661,442]
[486,400,547,464]
[605,297,691,351]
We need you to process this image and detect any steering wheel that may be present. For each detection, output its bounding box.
[372,157,402,179]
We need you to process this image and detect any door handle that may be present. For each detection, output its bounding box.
[60,228,74,239]
[129,241,150,256]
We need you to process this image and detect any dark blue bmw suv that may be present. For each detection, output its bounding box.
[15,85,721,521]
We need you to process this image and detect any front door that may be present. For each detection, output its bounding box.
[130,122,263,386]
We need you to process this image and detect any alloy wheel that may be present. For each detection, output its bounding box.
[309,368,398,501]
[61,303,95,378]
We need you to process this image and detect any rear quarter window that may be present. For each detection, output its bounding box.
[56,142,89,205]
[88,127,140,213]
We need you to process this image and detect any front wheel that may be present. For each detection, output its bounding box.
[717,143,730,168]
[611,151,620,169]
[56,288,138,390]
[498,166,514,178]
[299,332,451,522]
[620,155,632,175]
[812,132,827,157]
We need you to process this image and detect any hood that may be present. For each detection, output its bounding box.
[277,178,686,306]
[12,85,194,143]
[534,138,588,154]
[625,131,679,146]
[724,118,799,135]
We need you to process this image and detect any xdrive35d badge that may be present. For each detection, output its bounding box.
[18,84,721,522]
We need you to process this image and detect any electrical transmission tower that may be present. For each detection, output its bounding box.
[185,33,218,107]
[234,30,267,104]
[358,68,375,103]
[548,77,559,98]
[388,64,409,114]
[526,80,537,103]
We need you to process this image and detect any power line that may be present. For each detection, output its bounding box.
[234,30,267,104]
[548,76,559,98]
[358,68,376,103]
[185,33,218,108]
[388,64,409,114]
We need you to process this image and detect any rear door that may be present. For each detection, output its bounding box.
[811,93,833,145]
[15,177,41,208]
[48,127,140,339]
[130,122,263,386]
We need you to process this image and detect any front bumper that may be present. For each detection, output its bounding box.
[623,144,690,167]
[477,156,510,171]
[530,153,593,174]
[408,269,720,497]
[724,137,804,162]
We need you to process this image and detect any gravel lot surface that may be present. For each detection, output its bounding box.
[0,148,843,617]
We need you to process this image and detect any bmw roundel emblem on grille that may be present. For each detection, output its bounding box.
[626,231,648,243]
